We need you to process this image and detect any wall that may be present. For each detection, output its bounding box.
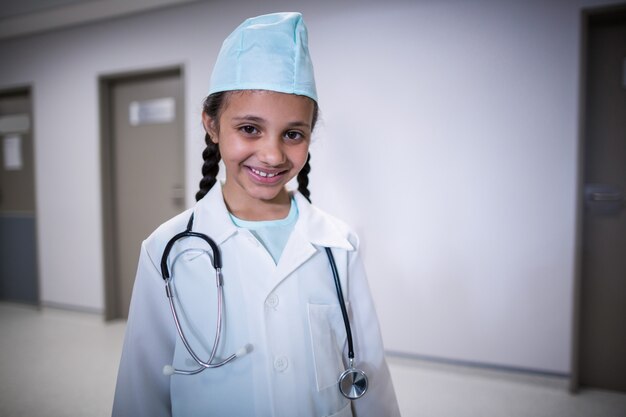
[0,0,619,374]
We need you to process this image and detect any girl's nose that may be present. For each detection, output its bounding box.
[258,138,286,166]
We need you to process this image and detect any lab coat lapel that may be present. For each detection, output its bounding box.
[270,192,354,291]
[192,184,237,245]
[273,229,317,284]
[292,193,354,252]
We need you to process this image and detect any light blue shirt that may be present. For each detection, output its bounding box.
[229,198,298,264]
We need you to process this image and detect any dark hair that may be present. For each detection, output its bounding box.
[195,91,318,202]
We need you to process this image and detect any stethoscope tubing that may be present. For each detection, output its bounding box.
[161,213,235,375]
[324,247,354,362]
[161,231,222,278]
[165,272,237,374]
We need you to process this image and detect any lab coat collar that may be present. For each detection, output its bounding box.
[292,193,354,252]
[192,183,354,252]
[191,184,355,293]
[191,183,238,245]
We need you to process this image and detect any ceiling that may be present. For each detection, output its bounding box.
[0,0,201,40]
[0,0,91,19]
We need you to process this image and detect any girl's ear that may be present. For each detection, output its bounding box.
[202,112,219,143]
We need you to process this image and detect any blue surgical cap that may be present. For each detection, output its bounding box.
[208,12,318,102]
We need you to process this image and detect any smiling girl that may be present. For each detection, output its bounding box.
[112,12,400,417]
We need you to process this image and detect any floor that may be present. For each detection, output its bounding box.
[0,302,625,417]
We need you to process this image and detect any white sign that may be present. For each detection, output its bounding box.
[129,98,176,126]
[3,134,22,170]
[0,114,30,134]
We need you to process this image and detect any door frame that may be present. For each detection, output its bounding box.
[99,65,185,320]
[570,3,626,393]
[0,84,40,306]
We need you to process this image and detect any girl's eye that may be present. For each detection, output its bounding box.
[240,125,258,135]
[285,131,304,141]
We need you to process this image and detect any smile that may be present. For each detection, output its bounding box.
[249,167,283,178]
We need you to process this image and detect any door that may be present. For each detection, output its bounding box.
[578,8,626,392]
[0,88,38,304]
[103,70,185,319]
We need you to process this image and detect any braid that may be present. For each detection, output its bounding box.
[297,153,312,203]
[195,92,229,201]
[195,133,221,201]
[297,102,318,203]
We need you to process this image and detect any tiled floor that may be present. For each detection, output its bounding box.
[0,302,624,417]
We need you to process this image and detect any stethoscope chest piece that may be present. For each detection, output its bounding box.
[338,367,368,400]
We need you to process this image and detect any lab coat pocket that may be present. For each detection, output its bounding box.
[326,402,353,417]
[307,303,348,391]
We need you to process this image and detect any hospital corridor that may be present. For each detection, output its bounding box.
[1,0,626,416]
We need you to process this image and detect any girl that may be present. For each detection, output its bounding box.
[112,12,400,417]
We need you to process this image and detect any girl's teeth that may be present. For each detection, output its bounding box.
[252,168,278,178]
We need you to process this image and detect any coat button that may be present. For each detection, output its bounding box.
[274,355,288,372]
[266,294,279,308]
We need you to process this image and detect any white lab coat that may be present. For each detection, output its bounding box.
[112,184,400,417]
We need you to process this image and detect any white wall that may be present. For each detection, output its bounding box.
[0,0,619,374]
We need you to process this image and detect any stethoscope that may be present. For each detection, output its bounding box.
[159,212,368,400]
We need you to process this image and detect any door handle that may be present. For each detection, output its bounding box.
[590,192,623,202]
[172,185,185,208]
[585,184,624,215]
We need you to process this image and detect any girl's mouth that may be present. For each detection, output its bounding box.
[250,167,280,178]
[246,166,287,183]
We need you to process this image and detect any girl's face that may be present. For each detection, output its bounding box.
[203,90,315,217]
